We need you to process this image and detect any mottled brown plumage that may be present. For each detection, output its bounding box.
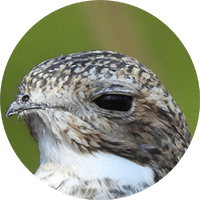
[5,50,191,199]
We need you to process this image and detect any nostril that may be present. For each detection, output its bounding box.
[22,95,30,102]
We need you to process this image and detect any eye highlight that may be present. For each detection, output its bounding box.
[22,95,30,102]
[93,94,132,111]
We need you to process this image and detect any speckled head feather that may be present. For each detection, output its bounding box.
[5,50,191,199]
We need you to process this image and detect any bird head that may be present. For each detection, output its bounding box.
[5,50,191,178]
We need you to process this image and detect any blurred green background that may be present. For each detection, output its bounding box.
[1,1,199,174]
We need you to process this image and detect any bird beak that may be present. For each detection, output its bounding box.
[5,99,46,118]
[5,99,24,118]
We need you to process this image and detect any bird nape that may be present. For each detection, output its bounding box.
[5,50,191,199]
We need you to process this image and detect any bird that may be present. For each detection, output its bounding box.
[5,50,191,199]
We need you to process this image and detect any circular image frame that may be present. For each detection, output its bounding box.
[0,1,199,200]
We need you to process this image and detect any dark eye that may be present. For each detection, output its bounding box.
[22,95,30,102]
[93,94,132,111]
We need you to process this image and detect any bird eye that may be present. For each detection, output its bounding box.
[93,94,132,111]
[22,95,30,102]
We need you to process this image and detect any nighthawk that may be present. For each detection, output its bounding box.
[5,50,191,199]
